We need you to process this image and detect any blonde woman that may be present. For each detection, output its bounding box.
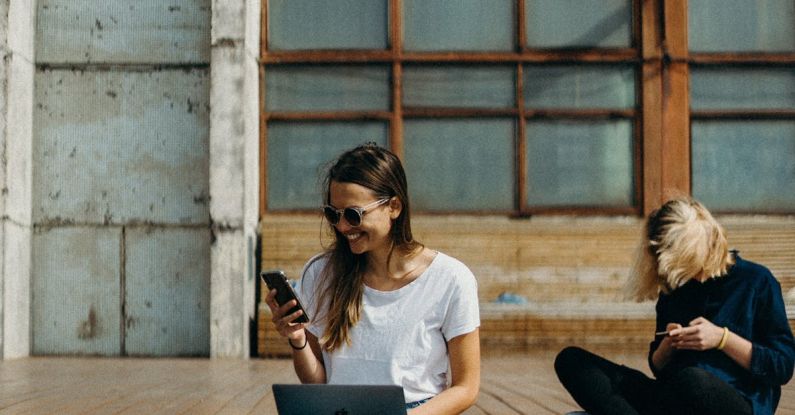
[265,144,481,414]
[555,198,795,415]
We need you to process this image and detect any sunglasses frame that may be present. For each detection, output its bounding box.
[323,198,391,227]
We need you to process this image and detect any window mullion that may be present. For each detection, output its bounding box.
[660,0,691,200]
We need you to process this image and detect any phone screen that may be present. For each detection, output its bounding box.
[261,270,309,323]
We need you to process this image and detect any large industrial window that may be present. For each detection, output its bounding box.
[260,0,795,216]
[688,0,795,213]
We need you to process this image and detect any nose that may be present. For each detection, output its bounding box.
[334,216,354,232]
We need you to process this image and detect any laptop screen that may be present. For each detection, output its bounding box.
[272,384,406,415]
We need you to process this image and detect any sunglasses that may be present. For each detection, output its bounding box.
[323,198,390,227]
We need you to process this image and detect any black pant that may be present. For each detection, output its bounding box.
[554,346,753,415]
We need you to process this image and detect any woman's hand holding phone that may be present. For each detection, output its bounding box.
[262,270,309,343]
[265,288,308,343]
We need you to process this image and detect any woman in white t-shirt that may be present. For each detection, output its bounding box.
[265,143,481,414]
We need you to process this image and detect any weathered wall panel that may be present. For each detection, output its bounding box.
[33,68,211,225]
[32,227,121,355]
[36,0,210,64]
[125,227,210,356]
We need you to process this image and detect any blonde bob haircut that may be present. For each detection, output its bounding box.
[625,198,734,302]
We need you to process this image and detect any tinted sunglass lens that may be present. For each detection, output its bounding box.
[343,208,362,227]
[323,207,340,224]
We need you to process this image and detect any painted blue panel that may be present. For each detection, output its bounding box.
[689,0,795,52]
[36,0,211,64]
[266,65,391,111]
[403,0,514,52]
[268,0,388,50]
[691,67,795,110]
[692,121,795,212]
[404,119,514,211]
[267,122,388,209]
[124,228,210,357]
[32,227,121,355]
[403,65,515,108]
[33,69,210,225]
[524,65,636,109]
[526,0,632,48]
[526,120,634,207]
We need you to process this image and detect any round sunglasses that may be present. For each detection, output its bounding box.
[322,198,390,227]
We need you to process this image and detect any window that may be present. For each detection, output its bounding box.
[687,0,795,213]
[260,0,795,216]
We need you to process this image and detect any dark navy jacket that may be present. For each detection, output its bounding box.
[648,253,795,415]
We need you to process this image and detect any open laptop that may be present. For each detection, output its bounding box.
[272,384,407,415]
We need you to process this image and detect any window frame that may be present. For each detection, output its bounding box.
[258,0,795,217]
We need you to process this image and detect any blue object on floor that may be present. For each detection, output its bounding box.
[493,292,529,305]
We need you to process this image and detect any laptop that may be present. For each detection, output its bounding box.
[272,384,407,415]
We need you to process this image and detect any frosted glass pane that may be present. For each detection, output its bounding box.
[402,65,515,108]
[692,121,795,212]
[404,119,514,211]
[403,0,514,52]
[526,0,632,48]
[267,122,388,209]
[526,120,634,207]
[691,67,795,110]
[689,0,795,52]
[268,0,388,50]
[524,65,635,109]
[266,66,390,111]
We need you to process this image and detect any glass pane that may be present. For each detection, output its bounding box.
[692,121,795,212]
[268,0,388,50]
[266,65,390,112]
[689,0,795,52]
[524,65,635,109]
[267,122,388,209]
[402,65,515,108]
[403,0,514,52]
[526,120,634,207]
[691,67,795,110]
[526,0,632,48]
[404,119,514,211]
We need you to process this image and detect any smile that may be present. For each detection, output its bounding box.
[345,233,362,241]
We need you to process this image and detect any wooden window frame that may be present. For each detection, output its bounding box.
[262,0,792,217]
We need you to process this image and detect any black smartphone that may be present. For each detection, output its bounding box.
[261,270,309,323]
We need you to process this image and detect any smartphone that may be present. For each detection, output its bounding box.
[261,270,309,323]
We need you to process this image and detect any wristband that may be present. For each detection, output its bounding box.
[716,327,729,350]
[288,336,308,350]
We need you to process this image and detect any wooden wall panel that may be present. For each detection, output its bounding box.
[259,214,795,353]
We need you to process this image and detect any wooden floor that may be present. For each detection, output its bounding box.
[1,351,794,414]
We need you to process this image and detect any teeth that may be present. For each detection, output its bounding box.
[345,233,361,240]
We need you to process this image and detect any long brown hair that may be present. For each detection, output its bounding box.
[315,143,421,351]
[625,198,733,301]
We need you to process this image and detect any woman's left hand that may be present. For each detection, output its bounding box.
[668,316,725,351]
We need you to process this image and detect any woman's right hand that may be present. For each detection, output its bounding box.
[265,288,308,342]
[661,323,683,347]
[652,322,682,370]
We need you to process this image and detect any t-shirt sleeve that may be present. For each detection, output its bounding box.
[441,262,480,341]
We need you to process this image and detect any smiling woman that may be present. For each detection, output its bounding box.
[264,143,481,414]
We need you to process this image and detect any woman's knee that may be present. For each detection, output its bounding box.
[555,346,590,375]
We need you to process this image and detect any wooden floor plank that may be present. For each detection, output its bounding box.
[0,353,793,414]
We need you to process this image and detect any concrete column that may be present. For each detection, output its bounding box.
[209,0,260,358]
[0,0,36,359]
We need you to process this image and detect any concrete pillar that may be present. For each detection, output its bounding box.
[0,0,36,359]
[209,0,260,358]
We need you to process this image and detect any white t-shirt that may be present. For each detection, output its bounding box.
[297,251,480,403]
